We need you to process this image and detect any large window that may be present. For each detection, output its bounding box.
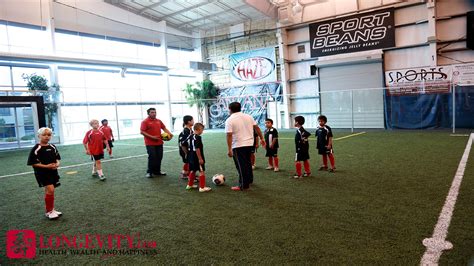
[55,31,165,65]
[58,67,169,143]
[0,66,12,90]
[0,22,50,54]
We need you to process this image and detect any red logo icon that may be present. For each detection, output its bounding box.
[6,230,36,259]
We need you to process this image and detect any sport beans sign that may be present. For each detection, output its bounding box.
[229,47,277,86]
[309,8,395,57]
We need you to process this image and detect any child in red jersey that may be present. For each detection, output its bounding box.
[83,119,110,181]
[27,127,62,220]
[99,119,114,158]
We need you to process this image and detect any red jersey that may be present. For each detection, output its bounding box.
[99,125,113,140]
[140,117,166,146]
[83,129,106,155]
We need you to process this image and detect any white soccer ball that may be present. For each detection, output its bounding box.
[212,174,225,186]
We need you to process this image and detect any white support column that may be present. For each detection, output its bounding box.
[162,22,173,131]
[276,25,291,129]
[427,0,437,66]
[45,0,56,54]
[195,30,209,126]
[44,0,64,143]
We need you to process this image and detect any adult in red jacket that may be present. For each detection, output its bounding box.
[140,108,173,178]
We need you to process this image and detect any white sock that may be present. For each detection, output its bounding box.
[97,169,103,176]
[92,165,96,174]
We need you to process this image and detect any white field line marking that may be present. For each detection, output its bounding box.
[0,148,178,180]
[278,131,366,140]
[450,134,470,137]
[421,133,474,265]
[114,143,177,148]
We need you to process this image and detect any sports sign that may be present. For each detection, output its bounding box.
[229,47,276,86]
[309,8,395,57]
[385,66,452,96]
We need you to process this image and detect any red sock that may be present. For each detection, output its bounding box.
[328,154,335,168]
[199,173,206,188]
[183,163,189,172]
[274,157,279,168]
[268,157,274,167]
[45,194,54,212]
[295,162,302,176]
[188,172,196,186]
[109,148,112,155]
[322,155,328,167]
[303,160,311,174]
[251,154,255,165]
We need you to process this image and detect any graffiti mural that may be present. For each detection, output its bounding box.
[209,83,281,128]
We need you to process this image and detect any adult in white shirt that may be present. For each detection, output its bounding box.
[225,102,265,191]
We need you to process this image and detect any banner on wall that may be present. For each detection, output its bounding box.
[452,63,474,85]
[385,66,453,96]
[309,8,395,58]
[208,83,281,128]
[229,47,277,86]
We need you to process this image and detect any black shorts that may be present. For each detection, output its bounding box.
[35,173,60,188]
[91,154,104,161]
[188,153,205,172]
[318,147,334,155]
[250,147,257,153]
[103,140,114,149]
[265,148,278,157]
[189,159,205,172]
[179,148,187,163]
[295,151,310,161]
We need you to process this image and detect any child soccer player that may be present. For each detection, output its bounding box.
[251,128,259,170]
[27,127,62,220]
[264,118,279,172]
[99,119,114,158]
[293,116,311,179]
[316,115,336,172]
[186,123,211,192]
[178,115,194,179]
[83,119,110,181]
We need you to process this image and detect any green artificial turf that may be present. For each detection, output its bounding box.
[0,130,473,264]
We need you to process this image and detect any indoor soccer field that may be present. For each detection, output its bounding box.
[1,130,473,264]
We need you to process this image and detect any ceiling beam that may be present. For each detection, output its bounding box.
[104,0,193,34]
[215,1,251,20]
[178,3,248,29]
[158,0,217,20]
[138,0,169,14]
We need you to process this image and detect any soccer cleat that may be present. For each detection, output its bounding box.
[328,168,336,173]
[303,172,311,177]
[292,174,301,179]
[180,173,188,179]
[53,209,62,216]
[145,173,153,178]
[265,166,274,170]
[274,167,279,172]
[186,185,198,190]
[158,171,167,176]
[99,175,106,181]
[318,166,328,171]
[45,211,59,220]
[109,155,114,159]
[231,186,242,191]
[252,165,256,170]
[92,172,99,177]
[199,187,212,192]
